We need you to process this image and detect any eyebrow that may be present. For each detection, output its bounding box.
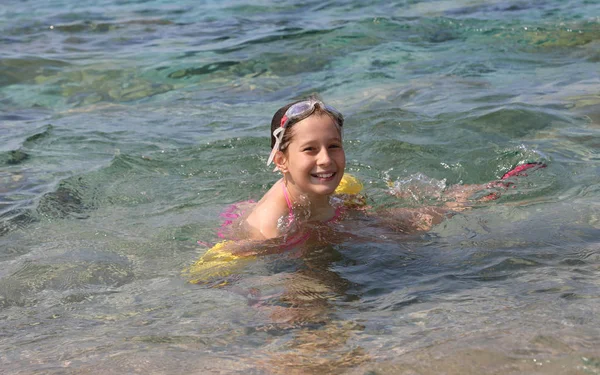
[297,136,342,146]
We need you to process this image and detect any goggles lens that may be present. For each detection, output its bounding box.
[281,100,343,128]
[288,101,313,118]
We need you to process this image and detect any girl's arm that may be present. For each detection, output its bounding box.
[374,206,450,234]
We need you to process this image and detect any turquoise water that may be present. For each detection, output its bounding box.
[1,0,599,373]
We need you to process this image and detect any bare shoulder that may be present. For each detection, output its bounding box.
[244,181,289,240]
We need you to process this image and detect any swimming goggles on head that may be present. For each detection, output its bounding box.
[267,99,344,167]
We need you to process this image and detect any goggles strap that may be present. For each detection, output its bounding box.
[267,126,286,168]
[280,114,288,127]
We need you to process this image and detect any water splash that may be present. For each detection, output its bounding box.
[386,170,448,205]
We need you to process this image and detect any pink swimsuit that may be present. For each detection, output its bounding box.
[216,182,343,248]
[279,182,343,248]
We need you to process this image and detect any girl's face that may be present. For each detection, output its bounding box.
[278,113,345,198]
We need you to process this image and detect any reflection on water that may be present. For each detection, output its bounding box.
[1,0,600,373]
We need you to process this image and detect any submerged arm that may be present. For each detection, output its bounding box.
[375,206,451,234]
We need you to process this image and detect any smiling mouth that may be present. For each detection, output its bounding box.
[311,172,336,179]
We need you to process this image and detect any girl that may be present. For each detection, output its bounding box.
[243,96,347,241]
[187,96,352,284]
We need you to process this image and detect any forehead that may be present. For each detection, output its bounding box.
[289,113,341,142]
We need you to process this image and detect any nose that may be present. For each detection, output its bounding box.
[317,147,332,166]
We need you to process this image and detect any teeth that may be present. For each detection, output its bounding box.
[314,173,334,178]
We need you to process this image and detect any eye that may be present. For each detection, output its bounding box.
[329,143,342,149]
[302,146,315,152]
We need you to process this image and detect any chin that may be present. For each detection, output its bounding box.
[318,186,338,196]
[311,181,341,196]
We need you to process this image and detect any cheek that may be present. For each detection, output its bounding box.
[288,152,311,169]
[336,150,346,165]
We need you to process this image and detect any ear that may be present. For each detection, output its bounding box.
[273,150,288,173]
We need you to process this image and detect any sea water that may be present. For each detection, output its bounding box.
[1,0,599,373]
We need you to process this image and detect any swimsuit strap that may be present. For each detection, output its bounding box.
[280,183,309,247]
[281,181,295,224]
[329,206,344,222]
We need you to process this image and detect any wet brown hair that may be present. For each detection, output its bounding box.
[270,96,343,151]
